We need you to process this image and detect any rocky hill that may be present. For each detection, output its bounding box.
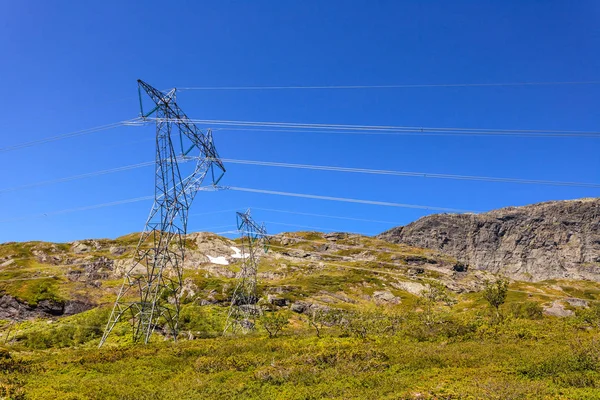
[2,226,599,324]
[0,231,481,321]
[378,198,600,282]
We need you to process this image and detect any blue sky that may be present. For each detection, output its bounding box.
[0,1,599,243]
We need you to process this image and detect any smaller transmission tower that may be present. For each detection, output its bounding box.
[224,209,269,334]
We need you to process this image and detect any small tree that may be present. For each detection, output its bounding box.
[306,308,328,338]
[418,281,455,329]
[483,278,509,321]
[259,311,289,338]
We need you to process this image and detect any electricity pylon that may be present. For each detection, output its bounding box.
[99,80,226,347]
[224,209,269,334]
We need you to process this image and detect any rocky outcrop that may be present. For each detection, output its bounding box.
[378,198,600,282]
[543,300,574,317]
[67,256,114,284]
[0,295,94,321]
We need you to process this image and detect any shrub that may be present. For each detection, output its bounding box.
[483,278,509,322]
[518,337,600,386]
[509,301,544,320]
[18,308,109,349]
[259,311,289,338]
[576,303,600,329]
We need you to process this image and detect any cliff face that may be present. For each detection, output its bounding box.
[378,198,600,282]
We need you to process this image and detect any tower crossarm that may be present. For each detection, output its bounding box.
[137,79,226,178]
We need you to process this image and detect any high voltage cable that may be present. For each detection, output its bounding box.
[252,207,400,225]
[177,80,600,91]
[0,118,144,153]
[228,186,480,213]
[151,118,600,138]
[1,157,598,196]
[263,220,374,235]
[221,159,600,188]
[0,196,154,224]
[0,186,475,224]
[0,161,157,194]
[0,156,595,224]
[215,126,600,139]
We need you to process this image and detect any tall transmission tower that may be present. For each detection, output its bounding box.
[224,209,269,334]
[99,80,226,347]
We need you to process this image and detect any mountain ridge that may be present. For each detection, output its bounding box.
[378,197,600,282]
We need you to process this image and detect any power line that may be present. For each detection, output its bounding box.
[0,201,241,225]
[222,159,600,189]
[177,80,600,91]
[228,186,479,213]
[262,220,375,235]
[0,118,144,153]
[252,207,400,225]
[220,125,600,139]
[0,196,154,224]
[189,208,243,217]
[0,161,156,194]
[151,118,600,138]
[215,126,600,139]
[0,184,475,225]
[3,155,598,196]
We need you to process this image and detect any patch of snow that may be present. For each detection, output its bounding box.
[207,255,229,265]
[230,246,246,259]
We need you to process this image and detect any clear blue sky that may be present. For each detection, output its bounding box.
[1,1,599,243]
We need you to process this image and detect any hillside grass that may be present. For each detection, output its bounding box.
[2,234,600,398]
[2,309,600,399]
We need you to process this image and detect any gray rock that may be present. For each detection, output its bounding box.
[0,295,94,320]
[68,257,113,282]
[291,302,308,313]
[323,232,348,241]
[543,300,575,317]
[267,295,288,307]
[63,300,94,315]
[268,285,297,294]
[372,290,400,304]
[378,198,600,282]
[109,246,126,255]
[71,241,91,254]
[391,281,426,296]
[566,297,589,308]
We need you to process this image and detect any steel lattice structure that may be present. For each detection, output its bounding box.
[99,80,226,347]
[224,209,269,334]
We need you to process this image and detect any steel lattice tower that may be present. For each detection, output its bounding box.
[99,80,226,347]
[224,210,269,334]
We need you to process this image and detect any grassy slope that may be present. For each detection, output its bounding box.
[1,233,600,399]
[3,318,600,400]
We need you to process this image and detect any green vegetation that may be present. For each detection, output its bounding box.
[2,302,600,399]
[483,278,509,321]
[2,233,600,398]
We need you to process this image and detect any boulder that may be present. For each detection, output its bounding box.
[372,290,400,304]
[543,300,575,317]
[267,295,288,307]
[291,302,308,313]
